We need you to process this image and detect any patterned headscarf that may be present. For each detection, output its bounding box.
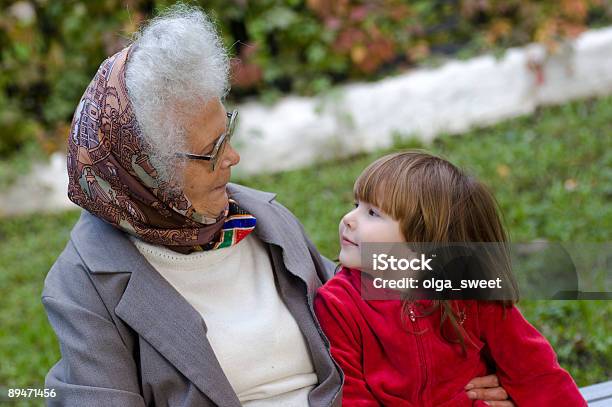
[67,46,255,254]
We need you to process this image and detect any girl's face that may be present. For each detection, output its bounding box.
[339,200,405,269]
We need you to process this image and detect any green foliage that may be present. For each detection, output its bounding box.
[1,0,612,158]
[1,95,610,391]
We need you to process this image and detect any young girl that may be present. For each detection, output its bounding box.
[314,151,586,406]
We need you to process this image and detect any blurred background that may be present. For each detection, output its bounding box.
[1,0,611,403]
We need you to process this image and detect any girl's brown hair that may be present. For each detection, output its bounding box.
[353,150,518,355]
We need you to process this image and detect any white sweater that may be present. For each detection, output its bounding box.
[129,234,317,406]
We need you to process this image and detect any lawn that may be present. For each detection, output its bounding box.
[1,95,610,403]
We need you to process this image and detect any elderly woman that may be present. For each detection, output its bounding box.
[42,5,513,407]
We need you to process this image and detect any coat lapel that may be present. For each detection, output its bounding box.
[227,183,319,295]
[70,210,241,407]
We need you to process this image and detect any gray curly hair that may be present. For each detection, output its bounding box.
[125,4,230,184]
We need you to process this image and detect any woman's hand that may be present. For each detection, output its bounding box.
[465,374,515,406]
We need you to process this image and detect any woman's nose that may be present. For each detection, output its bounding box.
[220,142,240,169]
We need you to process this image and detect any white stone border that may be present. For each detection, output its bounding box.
[2,26,612,215]
[234,26,612,175]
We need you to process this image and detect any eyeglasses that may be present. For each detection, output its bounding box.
[175,110,238,171]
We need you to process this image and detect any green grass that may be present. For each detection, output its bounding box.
[1,95,611,398]
[0,211,80,406]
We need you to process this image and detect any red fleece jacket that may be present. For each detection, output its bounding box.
[314,267,586,407]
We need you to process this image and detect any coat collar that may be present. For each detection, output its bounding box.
[68,183,317,405]
[69,183,278,274]
[71,182,316,289]
[226,183,319,294]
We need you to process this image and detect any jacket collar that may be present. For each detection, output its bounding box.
[68,183,317,405]
[226,183,319,294]
[69,183,278,274]
[71,182,316,290]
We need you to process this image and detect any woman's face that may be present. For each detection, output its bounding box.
[180,98,240,218]
[338,200,405,269]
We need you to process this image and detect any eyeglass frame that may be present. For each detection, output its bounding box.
[174,110,238,171]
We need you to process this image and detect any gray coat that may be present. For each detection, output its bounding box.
[42,183,343,407]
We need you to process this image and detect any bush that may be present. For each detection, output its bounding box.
[1,0,611,158]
